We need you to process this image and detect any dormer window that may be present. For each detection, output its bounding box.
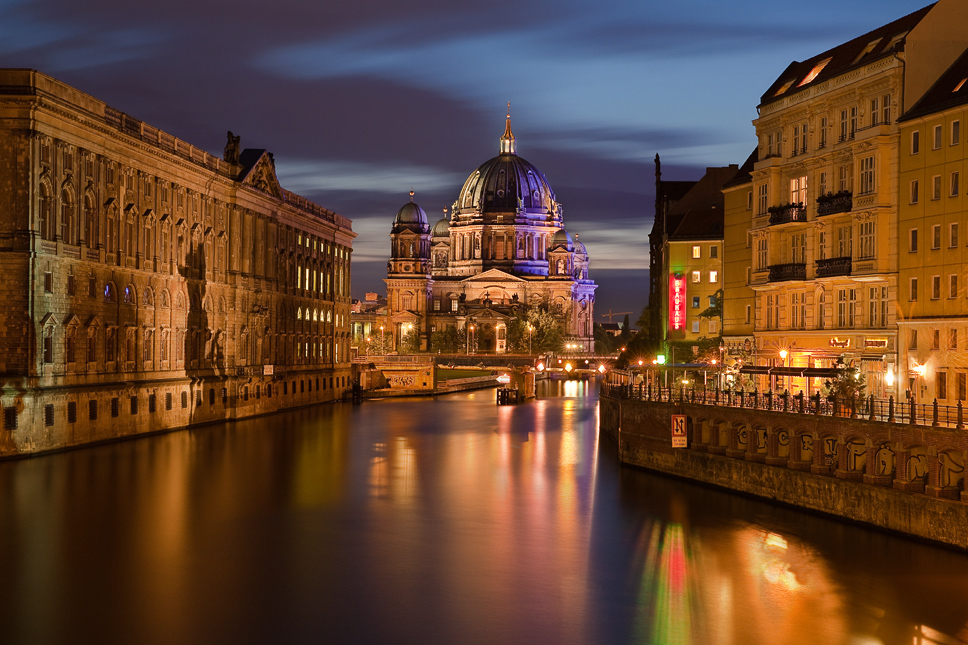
[799,57,831,87]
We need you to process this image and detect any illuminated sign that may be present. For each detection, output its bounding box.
[669,274,686,331]
[829,338,850,348]
[864,338,888,349]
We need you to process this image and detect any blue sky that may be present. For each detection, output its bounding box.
[0,0,932,318]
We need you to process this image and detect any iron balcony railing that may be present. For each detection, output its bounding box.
[768,262,806,282]
[767,203,807,225]
[815,256,852,277]
[817,191,853,216]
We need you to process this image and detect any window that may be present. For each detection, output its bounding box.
[819,117,828,148]
[44,272,52,293]
[932,275,941,300]
[869,286,887,328]
[933,329,941,350]
[691,321,700,333]
[790,175,807,205]
[837,225,852,258]
[933,175,942,200]
[745,305,751,324]
[909,330,918,350]
[837,288,856,328]
[692,245,701,259]
[951,172,960,196]
[953,120,961,145]
[756,238,768,270]
[938,371,948,400]
[932,224,941,249]
[959,373,967,401]
[910,277,918,301]
[451,298,458,312]
[793,123,807,154]
[840,109,849,141]
[911,130,920,154]
[838,165,852,193]
[850,106,857,138]
[692,296,700,309]
[691,271,701,283]
[757,184,768,215]
[910,180,919,204]
[950,329,958,350]
[859,156,875,194]
[870,97,879,127]
[792,233,806,263]
[817,230,827,260]
[951,223,959,248]
[792,292,805,330]
[950,274,958,299]
[709,245,718,258]
[934,124,943,149]
[747,191,753,210]
[765,294,779,330]
[708,319,717,334]
[909,228,918,252]
[882,94,891,124]
[858,221,875,259]
[708,295,717,307]
[709,270,718,283]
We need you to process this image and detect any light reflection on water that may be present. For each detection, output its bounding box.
[0,378,966,644]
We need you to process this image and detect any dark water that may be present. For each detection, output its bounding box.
[1,379,967,645]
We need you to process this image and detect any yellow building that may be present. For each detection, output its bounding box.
[897,47,968,404]
[721,151,757,373]
[744,1,968,397]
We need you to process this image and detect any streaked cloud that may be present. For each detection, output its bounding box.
[276,159,465,195]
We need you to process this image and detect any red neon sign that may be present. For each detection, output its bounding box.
[669,274,686,331]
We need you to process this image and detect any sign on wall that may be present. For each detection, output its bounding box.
[669,273,686,331]
[671,414,687,448]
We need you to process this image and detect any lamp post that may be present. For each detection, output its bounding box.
[527,323,533,356]
[379,326,385,355]
[467,324,474,355]
[404,323,413,353]
[779,348,788,393]
[365,336,370,356]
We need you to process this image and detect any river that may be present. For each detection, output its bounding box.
[0,378,966,644]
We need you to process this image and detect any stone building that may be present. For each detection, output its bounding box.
[384,112,597,353]
[732,0,968,398]
[0,69,355,455]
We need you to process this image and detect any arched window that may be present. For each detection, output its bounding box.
[123,284,134,304]
[61,188,75,244]
[84,193,98,249]
[160,289,170,308]
[103,283,116,302]
[39,182,54,241]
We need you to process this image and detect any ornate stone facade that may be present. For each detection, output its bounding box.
[0,69,355,455]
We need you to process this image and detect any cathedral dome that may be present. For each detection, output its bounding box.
[454,111,556,217]
[431,217,450,238]
[392,192,429,234]
[550,228,574,251]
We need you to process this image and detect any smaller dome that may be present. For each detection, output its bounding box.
[574,234,587,255]
[550,229,574,251]
[392,192,429,233]
[432,217,450,238]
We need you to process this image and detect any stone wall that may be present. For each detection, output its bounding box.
[601,395,968,550]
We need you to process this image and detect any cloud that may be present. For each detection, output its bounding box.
[276,158,465,195]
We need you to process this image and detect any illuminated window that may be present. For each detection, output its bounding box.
[798,58,831,86]
[774,79,795,96]
[691,271,701,283]
[955,78,967,93]
[709,270,718,283]
[692,245,701,259]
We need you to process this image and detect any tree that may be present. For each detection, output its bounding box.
[620,313,632,344]
[430,326,464,353]
[823,357,866,403]
[401,327,421,353]
[594,323,617,355]
[507,304,567,354]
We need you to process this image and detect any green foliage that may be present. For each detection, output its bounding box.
[594,323,617,355]
[430,326,465,353]
[823,357,866,401]
[507,305,567,354]
[401,328,421,353]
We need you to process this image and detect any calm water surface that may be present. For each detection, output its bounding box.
[1,378,967,644]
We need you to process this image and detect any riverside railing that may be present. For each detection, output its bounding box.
[600,382,968,429]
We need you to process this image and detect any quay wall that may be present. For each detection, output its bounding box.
[600,394,968,550]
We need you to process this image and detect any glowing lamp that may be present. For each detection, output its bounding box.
[564,363,573,372]
[914,364,927,377]
[779,349,788,360]
[497,374,511,384]
[656,355,666,365]
[536,362,545,372]
[597,365,606,374]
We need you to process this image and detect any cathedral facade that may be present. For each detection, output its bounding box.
[0,70,354,455]
[385,114,596,353]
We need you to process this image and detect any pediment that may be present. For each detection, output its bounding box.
[239,150,284,200]
[461,269,526,283]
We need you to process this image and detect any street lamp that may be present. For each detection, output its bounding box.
[467,324,474,355]
[365,336,370,356]
[527,323,533,355]
[379,326,384,355]
[779,348,788,393]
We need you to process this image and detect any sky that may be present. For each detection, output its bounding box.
[0,0,933,322]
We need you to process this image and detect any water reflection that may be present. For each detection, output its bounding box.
[0,378,966,644]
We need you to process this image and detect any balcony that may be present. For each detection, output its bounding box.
[767,203,807,226]
[817,191,852,217]
[816,256,852,278]
[768,263,806,282]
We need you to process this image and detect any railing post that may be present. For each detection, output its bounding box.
[797,391,804,414]
[753,389,759,409]
[868,394,875,421]
[888,395,895,423]
[740,389,745,408]
[959,400,965,430]
[933,398,940,427]
[909,399,916,425]
[782,390,789,412]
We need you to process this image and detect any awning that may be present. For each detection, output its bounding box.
[739,366,840,378]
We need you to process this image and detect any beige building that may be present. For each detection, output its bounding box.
[897,46,968,404]
[740,1,968,397]
[0,69,355,455]
[720,151,757,366]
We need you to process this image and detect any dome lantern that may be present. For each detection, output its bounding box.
[500,102,516,155]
